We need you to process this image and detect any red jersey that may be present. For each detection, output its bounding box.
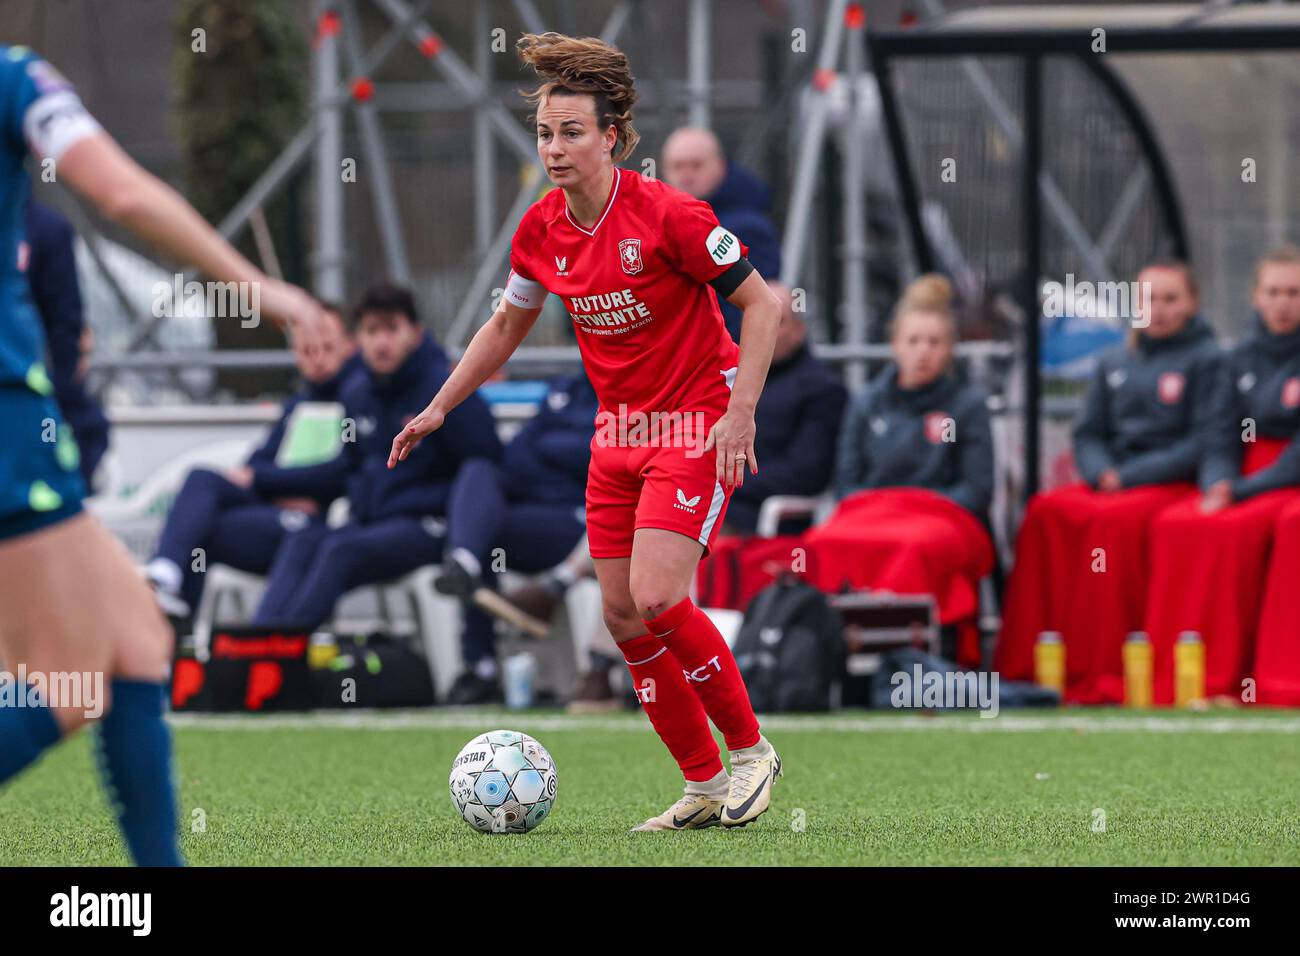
[506,167,746,416]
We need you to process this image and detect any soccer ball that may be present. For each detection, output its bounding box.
[449,729,558,834]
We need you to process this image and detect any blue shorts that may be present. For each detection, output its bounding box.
[0,385,86,542]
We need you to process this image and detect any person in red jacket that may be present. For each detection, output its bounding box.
[1146,246,1300,704]
[389,33,784,831]
[996,261,1221,703]
[802,275,995,666]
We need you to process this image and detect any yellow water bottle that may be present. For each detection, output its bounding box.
[1123,631,1153,708]
[308,632,338,669]
[1175,630,1206,707]
[1034,631,1065,694]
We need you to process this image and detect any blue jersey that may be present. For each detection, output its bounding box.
[0,45,98,534]
[0,45,82,391]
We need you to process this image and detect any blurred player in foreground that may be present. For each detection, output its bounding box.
[0,45,323,865]
[391,33,784,831]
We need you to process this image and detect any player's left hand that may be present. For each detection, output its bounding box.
[704,406,758,490]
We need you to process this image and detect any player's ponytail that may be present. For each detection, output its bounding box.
[517,32,640,162]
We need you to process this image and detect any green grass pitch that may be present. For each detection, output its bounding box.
[2,708,1298,866]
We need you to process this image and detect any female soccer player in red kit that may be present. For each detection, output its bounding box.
[390,33,784,830]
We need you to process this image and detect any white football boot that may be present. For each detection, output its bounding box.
[721,736,782,827]
[632,773,728,832]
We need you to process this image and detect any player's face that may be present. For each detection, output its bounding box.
[1136,267,1197,339]
[892,310,953,388]
[536,93,616,188]
[1254,263,1300,336]
[293,311,353,384]
[355,311,421,377]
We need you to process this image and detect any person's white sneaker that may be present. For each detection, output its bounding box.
[721,736,782,828]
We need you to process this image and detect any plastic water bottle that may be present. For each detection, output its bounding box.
[1034,631,1065,694]
[1122,631,1153,708]
[308,632,338,670]
[503,652,537,710]
[1174,631,1206,707]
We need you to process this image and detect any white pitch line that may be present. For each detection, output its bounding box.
[168,710,1300,734]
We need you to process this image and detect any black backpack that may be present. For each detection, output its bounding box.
[311,632,436,709]
[732,577,844,712]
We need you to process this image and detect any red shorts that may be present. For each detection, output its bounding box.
[585,399,732,560]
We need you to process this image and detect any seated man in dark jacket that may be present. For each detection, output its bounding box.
[251,283,502,630]
[662,127,782,342]
[723,281,847,533]
[435,373,599,703]
[146,306,360,617]
[25,200,111,487]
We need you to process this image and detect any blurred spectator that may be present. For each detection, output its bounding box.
[803,274,995,665]
[435,373,598,704]
[24,200,110,488]
[662,127,781,341]
[829,276,994,512]
[722,280,846,534]
[997,261,1222,701]
[251,283,501,630]
[1146,246,1300,704]
[145,306,360,618]
[1247,247,1300,708]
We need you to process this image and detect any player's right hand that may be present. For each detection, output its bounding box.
[259,279,327,350]
[388,405,446,469]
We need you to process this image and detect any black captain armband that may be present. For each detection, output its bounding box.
[708,257,755,298]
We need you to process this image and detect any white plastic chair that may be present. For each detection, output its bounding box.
[754,493,836,538]
[89,438,254,561]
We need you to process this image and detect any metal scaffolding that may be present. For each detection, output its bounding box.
[91,0,1013,399]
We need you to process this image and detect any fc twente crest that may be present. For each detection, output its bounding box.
[1157,371,1186,405]
[618,237,644,275]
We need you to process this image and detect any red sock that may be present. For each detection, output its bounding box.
[620,633,723,782]
[643,597,761,751]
